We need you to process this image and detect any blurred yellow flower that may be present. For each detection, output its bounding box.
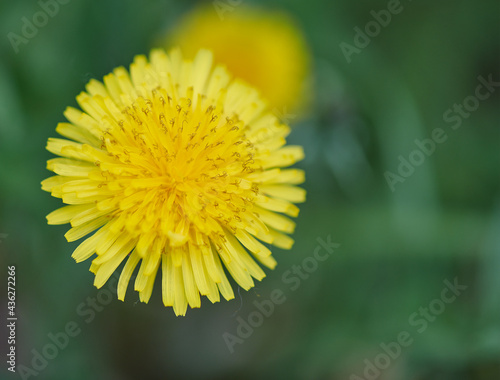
[42,48,305,316]
[164,5,311,116]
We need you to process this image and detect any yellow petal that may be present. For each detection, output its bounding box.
[117,250,141,301]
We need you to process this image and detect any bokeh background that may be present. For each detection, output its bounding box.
[1,0,499,379]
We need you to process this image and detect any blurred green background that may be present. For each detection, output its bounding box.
[1,0,499,379]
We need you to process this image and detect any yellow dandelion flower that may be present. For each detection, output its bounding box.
[164,6,310,115]
[42,48,305,316]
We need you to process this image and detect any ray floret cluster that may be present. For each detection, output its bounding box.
[42,48,305,316]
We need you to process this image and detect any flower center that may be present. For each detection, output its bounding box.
[99,88,262,246]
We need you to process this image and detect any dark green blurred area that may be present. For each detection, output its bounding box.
[1,0,499,379]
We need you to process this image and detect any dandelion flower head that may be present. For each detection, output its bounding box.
[165,6,311,114]
[42,49,305,316]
